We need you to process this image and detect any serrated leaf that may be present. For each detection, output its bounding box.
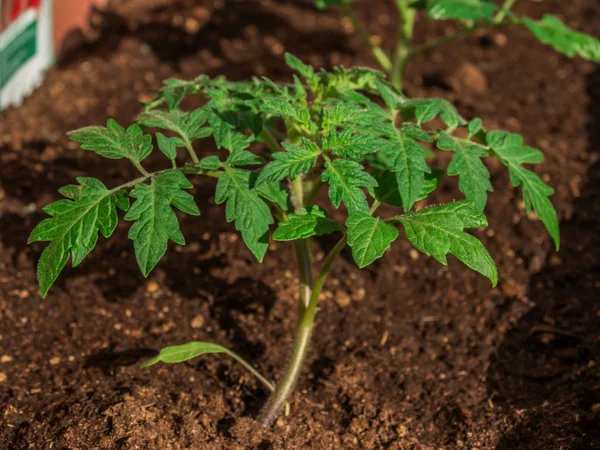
[323,127,384,160]
[487,130,559,249]
[141,341,231,368]
[124,170,200,277]
[137,108,210,150]
[273,206,341,240]
[260,96,310,124]
[397,201,497,285]
[523,15,600,63]
[257,139,321,185]
[322,102,369,129]
[227,150,265,167]
[346,213,398,267]
[379,125,431,212]
[426,0,497,21]
[436,132,492,210]
[196,155,221,170]
[322,159,377,213]
[156,132,178,162]
[208,112,251,152]
[285,53,317,84]
[69,119,153,163]
[375,79,407,111]
[254,181,292,212]
[215,167,274,261]
[28,178,129,297]
[401,98,465,129]
[371,169,444,207]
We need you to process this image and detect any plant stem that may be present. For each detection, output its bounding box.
[184,141,200,164]
[494,0,517,23]
[340,4,392,72]
[227,351,277,393]
[258,235,348,427]
[391,0,415,90]
[261,128,281,153]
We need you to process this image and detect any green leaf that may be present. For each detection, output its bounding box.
[215,167,274,261]
[314,0,352,9]
[375,79,407,111]
[323,127,384,160]
[208,112,252,152]
[397,201,497,285]
[137,108,211,150]
[322,159,377,213]
[322,102,370,129]
[227,150,265,167]
[487,130,560,249]
[260,96,310,124]
[426,0,497,21]
[371,169,443,207]
[257,139,321,185]
[379,125,431,212]
[401,98,466,129]
[156,132,178,162]
[346,213,398,267]
[523,15,600,63]
[28,178,129,297]
[468,118,483,137]
[436,132,492,210]
[141,341,231,368]
[273,206,341,241]
[68,119,153,163]
[285,53,317,84]
[124,170,200,277]
[196,155,221,170]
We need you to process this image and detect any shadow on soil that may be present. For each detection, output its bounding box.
[487,70,600,449]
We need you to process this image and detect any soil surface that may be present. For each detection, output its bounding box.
[1,0,599,449]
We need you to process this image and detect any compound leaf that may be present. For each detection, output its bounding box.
[523,15,600,63]
[69,119,152,163]
[29,178,129,297]
[436,132,492,210]
[257,139,321,185]
[396,200,497,285]
[487,130,560,249]
[346,212,398,267]
[124,170,200,277]
[215,167,274,261]
[322,159,377,213]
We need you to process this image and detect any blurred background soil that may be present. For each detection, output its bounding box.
[0,0,599,448]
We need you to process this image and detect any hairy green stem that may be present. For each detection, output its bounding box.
[391,0,415,90]
[258,235,347,427]
[340,4,392,72]
[494,0,517,23]
[184,141,200,164]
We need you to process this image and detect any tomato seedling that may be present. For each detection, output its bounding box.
[30,0,598,428]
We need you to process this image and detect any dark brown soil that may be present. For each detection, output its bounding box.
[1,0,599,448]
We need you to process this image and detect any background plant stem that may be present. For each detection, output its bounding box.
[340,4,392,72]
[391,0,415,90]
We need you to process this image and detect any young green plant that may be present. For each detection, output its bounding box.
[30,36,595,424]
[317,0,600,90]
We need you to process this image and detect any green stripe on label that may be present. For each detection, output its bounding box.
[0,20,38,89]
